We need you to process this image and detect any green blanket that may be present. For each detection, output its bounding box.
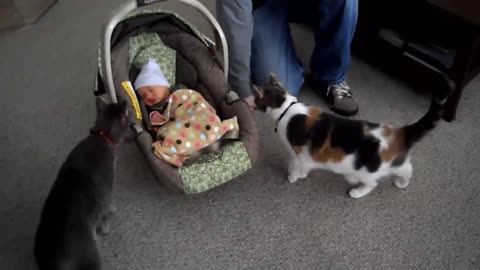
[180,141,251,194]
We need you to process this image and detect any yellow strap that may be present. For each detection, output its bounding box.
[121,81,143,120]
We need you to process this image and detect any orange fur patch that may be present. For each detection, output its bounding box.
[306,107,323,129]
[311,135,345,163]
[292,146,303,155]
[380,128,406,162]
[382,125,394,137]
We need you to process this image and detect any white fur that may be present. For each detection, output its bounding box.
[266,97,413,199]
[369,128,388,150]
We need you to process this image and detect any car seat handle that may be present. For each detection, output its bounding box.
[101,0,229,103]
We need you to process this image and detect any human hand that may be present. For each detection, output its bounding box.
[244,95,256,110]
[150,111,167,125]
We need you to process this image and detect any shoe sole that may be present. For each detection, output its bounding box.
[330,106,359,117]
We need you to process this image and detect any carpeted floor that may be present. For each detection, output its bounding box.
[1,1,479,269]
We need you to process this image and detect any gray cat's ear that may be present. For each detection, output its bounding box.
[119,100,128,111]
[96,97,108,113]
[119,100,130,120]
[269,73,283,87]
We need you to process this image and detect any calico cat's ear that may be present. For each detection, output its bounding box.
[252,84,263,98]
[269,73,283,87]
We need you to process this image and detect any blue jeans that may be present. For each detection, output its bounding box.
[251,0,358,96]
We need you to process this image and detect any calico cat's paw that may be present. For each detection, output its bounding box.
[349,184,376,198]
[288,173,298,183]
[393,177,410,189]
[349,188,364,199]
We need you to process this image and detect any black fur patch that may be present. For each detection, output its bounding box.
[365,121,380,129]
[403,73,453,148]
[309,116,331,150]
[287,113,383,172]
[354,137,382,172]
[286,114,310,147]
[391,153,407,167]
[329,116,366,154]
[321,115,382,172]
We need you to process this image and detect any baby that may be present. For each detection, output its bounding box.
[134,58,173,125]
[134,58,239,167]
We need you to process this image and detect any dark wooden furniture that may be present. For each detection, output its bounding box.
[354,0,480,121]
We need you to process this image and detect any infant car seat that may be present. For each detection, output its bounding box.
[93,0,258,194]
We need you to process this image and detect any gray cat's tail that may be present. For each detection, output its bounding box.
[403,74,454,148]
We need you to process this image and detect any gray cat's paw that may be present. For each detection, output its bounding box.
[97,222,110,235]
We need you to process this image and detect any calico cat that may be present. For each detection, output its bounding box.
[34,98,130,270]
[254,74,452,198]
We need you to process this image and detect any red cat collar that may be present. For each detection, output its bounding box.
[91,130,116,145]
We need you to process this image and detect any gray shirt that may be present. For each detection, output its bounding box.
[216,0,254,99]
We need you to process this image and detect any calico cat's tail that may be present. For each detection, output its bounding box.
[403,74,454,148]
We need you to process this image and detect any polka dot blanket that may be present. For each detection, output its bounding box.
[152,89,239,167]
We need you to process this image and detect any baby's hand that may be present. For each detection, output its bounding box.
[150,111,167,125]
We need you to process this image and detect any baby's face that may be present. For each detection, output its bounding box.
[137,85,170,106]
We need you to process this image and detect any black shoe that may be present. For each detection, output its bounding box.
[306,75,359,116]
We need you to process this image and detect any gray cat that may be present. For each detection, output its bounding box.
[34,98,130,270]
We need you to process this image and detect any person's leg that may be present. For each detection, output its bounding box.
[251,0,304,96]
[309,0,358,83]
[290,0,359,116]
